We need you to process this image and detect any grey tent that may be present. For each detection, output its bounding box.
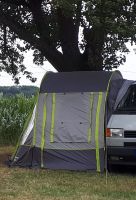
[10,71,123,172]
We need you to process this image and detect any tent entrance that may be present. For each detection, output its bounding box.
[50,92,92,143]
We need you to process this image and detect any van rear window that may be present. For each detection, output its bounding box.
[116,85,136,112]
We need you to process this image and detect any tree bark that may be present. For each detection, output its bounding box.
[57,7,87,71]
[84,27,105,71]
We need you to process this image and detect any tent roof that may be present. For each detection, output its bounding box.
[40,71,122,93]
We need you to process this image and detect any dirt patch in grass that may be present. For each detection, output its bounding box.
[0,153,9,166]
[0,146,14,166]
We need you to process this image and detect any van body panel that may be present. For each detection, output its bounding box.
[108,114,136,130]
[107,82,136,167]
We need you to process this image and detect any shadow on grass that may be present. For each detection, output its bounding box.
[108,165,136,175]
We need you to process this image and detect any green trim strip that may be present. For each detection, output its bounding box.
[104,71,117,172]
[95,92,103,172]
[104,71,116,125]
[106,71,115,98]
[87,93,94,143]
[50,93,56,143]
[41,93,47,168]
[33,104,38,146]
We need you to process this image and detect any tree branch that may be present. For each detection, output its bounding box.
[3,25,7,56]
[0,0,30,8]
[57,7,80,58]
[75,0,82,29]
[0,10,64,71]
[28,0,50,44]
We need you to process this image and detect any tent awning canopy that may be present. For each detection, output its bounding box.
[9,70,124,172]
[40,71,122,93]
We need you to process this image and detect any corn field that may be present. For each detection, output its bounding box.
[0,95,35,145]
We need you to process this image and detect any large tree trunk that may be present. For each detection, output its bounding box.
[83,27,105,71]
[56,8,104,72]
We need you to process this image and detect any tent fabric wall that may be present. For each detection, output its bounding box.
[9,71,123,172]
[106,79,124,123]
[40,71,115,93]
[114,80,135,110]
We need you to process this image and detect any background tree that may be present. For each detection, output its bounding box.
[0,85,38,97]
[0,0,136,82]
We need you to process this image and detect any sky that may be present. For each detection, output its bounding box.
[0,45,136,87]
[0,51,57,87]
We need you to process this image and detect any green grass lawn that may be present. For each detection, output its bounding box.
[0,147,136,200]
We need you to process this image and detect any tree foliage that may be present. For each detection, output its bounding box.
[0,0,136,82]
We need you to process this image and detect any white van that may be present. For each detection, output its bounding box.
[106,82,136,167]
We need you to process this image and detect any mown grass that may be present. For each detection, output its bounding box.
[0,147,136,200]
